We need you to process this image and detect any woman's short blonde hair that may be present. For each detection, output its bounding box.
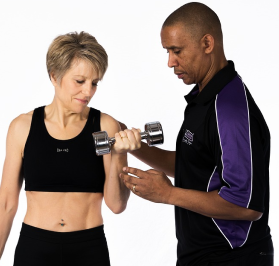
[46,31,108,82]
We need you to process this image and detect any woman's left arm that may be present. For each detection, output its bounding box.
[101,113,130,214]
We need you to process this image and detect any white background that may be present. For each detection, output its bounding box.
[0,0,278,265]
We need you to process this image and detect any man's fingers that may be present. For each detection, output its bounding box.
[130,183,140,194]
[122,166,147,179]
[120,172,143,194]
[120,172,140,184]
[146,169,161,175]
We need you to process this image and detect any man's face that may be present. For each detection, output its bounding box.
[161,24,210,85]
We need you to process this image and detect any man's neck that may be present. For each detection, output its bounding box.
[198,57,228,93]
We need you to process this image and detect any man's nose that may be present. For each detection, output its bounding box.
[168,53,179,68]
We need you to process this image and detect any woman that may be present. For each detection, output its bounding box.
[0,31,135,265]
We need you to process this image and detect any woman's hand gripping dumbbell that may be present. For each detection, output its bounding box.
[92,121,164,156]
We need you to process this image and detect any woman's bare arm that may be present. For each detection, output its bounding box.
[0,114,31,258]
[101,113,130,214]
[118,123,176,177]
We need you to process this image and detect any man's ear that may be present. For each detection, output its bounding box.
[202,34,214,54]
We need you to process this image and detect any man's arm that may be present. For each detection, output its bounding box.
[122,127,176,177]
[168,186,262,221]
[130,142,176,177]
[119,167,262,221]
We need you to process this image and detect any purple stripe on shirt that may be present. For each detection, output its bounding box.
[207,166,221,192]
[216,76,252,208]
[212,218,252,248]
[209,76,253,248]
[207,167,252,248]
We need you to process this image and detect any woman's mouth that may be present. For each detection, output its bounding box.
[75,98,88,104]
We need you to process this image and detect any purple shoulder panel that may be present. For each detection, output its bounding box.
[215,76,252,208]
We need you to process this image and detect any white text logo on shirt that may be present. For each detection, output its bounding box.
[182,129,194,145]
[57,148,69,152]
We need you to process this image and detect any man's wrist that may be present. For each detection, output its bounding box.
[164,186,175,205]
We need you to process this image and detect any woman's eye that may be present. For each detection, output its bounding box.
[92,83,98,87]
[76,80,84,84]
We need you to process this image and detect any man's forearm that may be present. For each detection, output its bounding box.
[130,142,176,177]
[167,187,262,221]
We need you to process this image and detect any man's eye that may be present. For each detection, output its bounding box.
[76,80,84,84]
[174,50,180,54]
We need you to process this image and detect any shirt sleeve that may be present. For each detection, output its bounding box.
[207,80,268,213]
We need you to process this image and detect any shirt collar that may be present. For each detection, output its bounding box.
[184,60,238,104]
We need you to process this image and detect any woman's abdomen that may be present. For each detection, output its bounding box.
[24,191,103,232]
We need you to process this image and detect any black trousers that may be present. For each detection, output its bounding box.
[13,223,110,266]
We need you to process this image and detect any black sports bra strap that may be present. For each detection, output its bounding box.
[28,106,45,136]
[33,106,44,122]
[89,108,101,133]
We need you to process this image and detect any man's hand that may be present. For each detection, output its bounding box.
[119,167,174,204]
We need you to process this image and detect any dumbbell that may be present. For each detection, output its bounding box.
[92,121,164,156]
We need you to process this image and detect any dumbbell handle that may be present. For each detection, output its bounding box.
[108,132,149,145]
[93,121,163,156]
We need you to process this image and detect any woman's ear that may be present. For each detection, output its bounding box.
[50,72,58,87]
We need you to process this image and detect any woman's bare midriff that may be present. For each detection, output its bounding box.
[24,191,103,232]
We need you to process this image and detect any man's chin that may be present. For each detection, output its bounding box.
[182,79,194,85]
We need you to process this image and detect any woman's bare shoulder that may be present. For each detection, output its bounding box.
[100,112,120,136]
[10,110,33,129]
[7,110,34,145]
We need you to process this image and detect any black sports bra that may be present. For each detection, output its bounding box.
[23,106,105,192]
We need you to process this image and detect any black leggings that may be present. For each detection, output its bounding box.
[13,223,110,266]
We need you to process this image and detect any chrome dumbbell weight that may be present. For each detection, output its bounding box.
[92,121,164,156]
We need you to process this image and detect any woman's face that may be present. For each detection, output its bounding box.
[52,58,100,113]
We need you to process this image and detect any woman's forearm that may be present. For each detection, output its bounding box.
[103,153,130,214]
[0,199,17,259]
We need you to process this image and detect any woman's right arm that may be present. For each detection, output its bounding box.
[0,114,31,259]
[118,122,176,177]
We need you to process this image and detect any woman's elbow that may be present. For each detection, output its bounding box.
[104,198,127,214]
[109,203,127,214]
[0,197,19,217]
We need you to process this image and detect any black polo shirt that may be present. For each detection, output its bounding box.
[175,61,272,265]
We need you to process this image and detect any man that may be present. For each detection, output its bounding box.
[119,2,273,266]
